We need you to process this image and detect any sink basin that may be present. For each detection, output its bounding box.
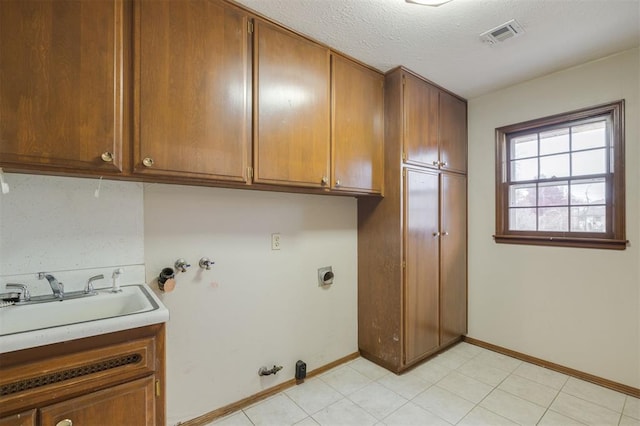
[0,284,169,353]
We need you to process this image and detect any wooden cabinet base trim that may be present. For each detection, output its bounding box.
[463,336,640,398]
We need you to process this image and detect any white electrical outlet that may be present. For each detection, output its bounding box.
[271,233,281,250]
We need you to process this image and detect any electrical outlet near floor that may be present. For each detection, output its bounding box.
[271,233,281,250]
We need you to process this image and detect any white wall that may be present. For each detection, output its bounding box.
[144,184,357,424]
[0,175,358,425]
[467,48,640,388]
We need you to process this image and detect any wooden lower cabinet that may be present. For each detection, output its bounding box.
[359,168,467,372]
[0,324,165,426]
[40,377,155,426]
[0,411,36,426]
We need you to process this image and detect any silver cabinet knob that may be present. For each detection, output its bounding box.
[142,157,154,167]
[335,179,341,187]
[56,420,73,426]
[101,151,114,162]
[443,231,449,236]
[432,160,439,166]
[432,232,440,238]
[321,176,329,185]
[441,161,448,167]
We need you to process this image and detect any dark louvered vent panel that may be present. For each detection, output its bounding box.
[0,353,142,396]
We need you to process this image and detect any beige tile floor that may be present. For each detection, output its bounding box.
[208,342,640,426]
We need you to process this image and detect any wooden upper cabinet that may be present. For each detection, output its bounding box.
[254,20,330,188]
[135,0,250,182]
[439,91,467,174]
[331,54,384,194]
[0,0,128,174]
[399,70,467,174]
[0,410,36,426]
[403,73,439,169]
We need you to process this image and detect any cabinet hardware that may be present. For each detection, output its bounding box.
[441,161,448,167]
[142,157,154,167]
[321,176,329,185]
[247,166,253,179]
[443,231,449,236]
[101,152,114,162]
[56,420,73,426]
[402,152,407,161]
[335,179,341,187]
[432,160,439,166]
[432,232,440,238]
[248,21,254,34]
[155,380,161,397]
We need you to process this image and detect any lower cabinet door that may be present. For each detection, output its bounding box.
[40,377,155,426]
[0,410,36,426]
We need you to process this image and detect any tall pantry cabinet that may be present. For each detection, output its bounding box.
[358,67,467,372]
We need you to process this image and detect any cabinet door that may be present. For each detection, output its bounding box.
[440,173,467,345]
[0,0,127,173]
[404,168,440,365]
[40,377,155,426]
[439,92,467,173]
[403,73,439,169]
[254,21,330,188]
[136,0,250,182]
[0,410,36,426]
[331,55,384,194]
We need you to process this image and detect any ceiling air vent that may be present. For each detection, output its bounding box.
[480,19,524,45]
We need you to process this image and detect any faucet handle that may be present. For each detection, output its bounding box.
[6,283,30,301]
[175,259,191,273]
[198,257,215,270]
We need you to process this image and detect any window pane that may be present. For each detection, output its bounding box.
[511,158,538,182]
[509,184,536,207]
[571,178,606,205]
[572,149,606,176]
[571,206,606,233]
[540,128,569,155]
[538,207,568,231]
[509,208,537,231]
[572,121,606,150]
[511,134,538,159]
[539,154,569,179]
[539,181,568,206]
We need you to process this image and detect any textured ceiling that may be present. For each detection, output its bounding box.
[233,0,640,99]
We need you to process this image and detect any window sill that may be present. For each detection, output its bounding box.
[493,234,628,250]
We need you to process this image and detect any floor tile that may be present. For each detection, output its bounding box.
[479,389,546,425]
[244,394,308,426]
[285,378,343,415]
[348,382,407,420]
[432,350,470,369]
[537,409,586,425]
[457,406,518,426]
[210,411,253,425]
[620,415,640,426]
[457,358,511,387]
[444,342,484,359]
[312,398,377,426]
[474,351,522,373]
[320,365,371,396]
[437,370,493,404]
[511,362,568,390]
[624,396,640,420]
[294,417,320,425]
[561,377,626,412]
[349,358,391,381]
[497,374,558,407]
[549,392,621,426]
[409,360,451,383]
[382,402,451,426]
[377,371,432,399]
[412,385,475,424]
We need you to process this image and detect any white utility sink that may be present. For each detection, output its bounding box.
[0,284,169,353]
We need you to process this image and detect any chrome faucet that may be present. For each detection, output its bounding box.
[85,274,104,294]
[39,272,64,300]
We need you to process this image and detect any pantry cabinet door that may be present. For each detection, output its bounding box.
[440,172,467,345]
[0,0,128,174]
[136,0,250,182]
[404,168,440,365]
[254,21,330,188]
[331,54,384,194]
[439,91,467,174]
[402,73,439,169]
